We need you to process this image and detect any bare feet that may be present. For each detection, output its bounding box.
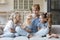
[28,34,32,38]
[48,34,59,38]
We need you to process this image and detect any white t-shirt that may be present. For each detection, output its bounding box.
[4,20,16,33]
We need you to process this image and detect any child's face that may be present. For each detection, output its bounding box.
[32,7,39,15]
[13,14,21,24]
[27,17,32,24]
[40,16,47,23]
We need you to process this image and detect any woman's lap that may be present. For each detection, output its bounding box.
[34,28,49,36]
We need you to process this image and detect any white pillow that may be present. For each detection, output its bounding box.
[14,36,28,40]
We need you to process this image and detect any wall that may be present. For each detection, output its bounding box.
[0,0,47,12]
[0,0,14,12]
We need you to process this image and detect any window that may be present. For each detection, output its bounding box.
[14,0,33,11]
[49,0,60,25]
[51,0,60,10]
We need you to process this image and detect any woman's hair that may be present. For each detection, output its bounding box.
[9,11,21,20]
[30,4,40,11]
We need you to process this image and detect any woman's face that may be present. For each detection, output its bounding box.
[32,7,39,16]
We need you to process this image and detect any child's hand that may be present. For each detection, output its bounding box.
[28,34,32,38]
[25,28,32,33]
[26,29,32,33]
[10,28,15,33]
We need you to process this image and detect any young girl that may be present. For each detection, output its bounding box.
[0,12,30,38]
[34,13,49,37]
[35,13,59,38]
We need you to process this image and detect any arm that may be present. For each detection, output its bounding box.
[21,24,32,33]
[37,27,41,31]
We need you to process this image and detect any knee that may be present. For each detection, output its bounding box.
[15,33,19,37]
[16,26,21,29]
[15,26,23,34]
